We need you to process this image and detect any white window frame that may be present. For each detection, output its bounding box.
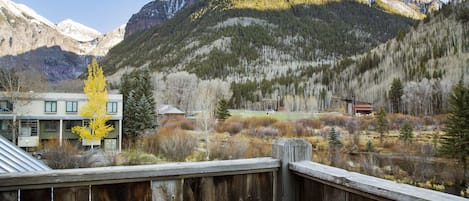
[44,101,57,113]
[66,101,78,113]
[107,102,117,114]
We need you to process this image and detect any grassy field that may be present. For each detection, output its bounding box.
[229,110,317,120]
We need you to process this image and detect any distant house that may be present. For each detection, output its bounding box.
[157,105,186,121]
[343,97,373,116]
[0,92,123,152]
[0,135,50,174]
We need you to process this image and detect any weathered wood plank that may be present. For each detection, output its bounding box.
[152,180,182,201]
[54,186,89,201]
[0,158,279,190]
[323,185,346,201]
[92,181,151,201]
[296,175,323,201]
[20,188,50,201]
[349,193,377,201]
[183,172,273,201]
[290,161,468,201]
[0,190,17,201]
[272,138,312,201]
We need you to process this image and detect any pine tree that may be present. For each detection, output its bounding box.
[215,99,231,120]
[120,69,156,144]
[119,72,132,100]
[399,120,414,144]
[375,107,389,144]
[328,127,342,147]
[365,140,375,152]
[72,59,113,146]
[123,91,138,136]
[137,95,154,131]
[328,127,342,166]
[389,78,403,113]
[440,80,469,185]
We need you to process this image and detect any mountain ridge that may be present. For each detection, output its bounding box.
[125,0,198,38]
[0,0,125,82]
[57,19,102,42]
[103,0,416,109]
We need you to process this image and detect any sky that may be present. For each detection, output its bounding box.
[13,0,152,33]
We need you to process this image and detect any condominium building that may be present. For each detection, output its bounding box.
[0,92,123,152]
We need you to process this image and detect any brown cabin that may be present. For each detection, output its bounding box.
[344,98,373,116]
[157,105,186,121]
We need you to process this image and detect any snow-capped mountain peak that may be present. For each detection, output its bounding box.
[57,19,102,42]
[0,0,55,28]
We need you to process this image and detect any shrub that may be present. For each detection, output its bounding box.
[156,129,197,161]
[210,135,249,160]
[296,118,322,129]
[119,150,159,165]
[294,122,310,136]
[224,121,244,135]
[245,117,277,128]
[142,130,161,156]
[357,116,374,131]
[160,119,195,130]
[256,127,279,138]
[272,121,296,136]
[42,140,96,169]
[180,119,195,130]
[245,137,272,158]
[320,115,347,127]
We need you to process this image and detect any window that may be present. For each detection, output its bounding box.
[107,102,117,113]
[0,120,9,131]
[64,120,82,131]
[44,101,57,113]
[43,121,57,132]
[0,100,13,112]
[66,101,78,113]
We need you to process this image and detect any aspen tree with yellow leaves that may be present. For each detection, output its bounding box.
[72,59,113,148]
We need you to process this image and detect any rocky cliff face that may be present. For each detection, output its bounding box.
[125,0,198,38]
[0,0,124,82]
[90,25,126,56]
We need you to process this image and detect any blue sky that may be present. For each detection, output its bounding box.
[13,0,152,33]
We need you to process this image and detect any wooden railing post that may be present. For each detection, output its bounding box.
[272,138,312,201]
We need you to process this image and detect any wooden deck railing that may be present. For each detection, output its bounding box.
[0,138,467,201]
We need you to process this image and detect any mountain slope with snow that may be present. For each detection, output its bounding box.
[0,0,55,27]
[0,0,125,81]
[125,0,198,38]
[57,19,102,42]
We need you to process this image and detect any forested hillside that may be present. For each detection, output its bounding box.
[329,2,469,115]
[103,0,414,110]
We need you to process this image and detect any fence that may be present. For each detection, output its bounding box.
[0,138,466,201]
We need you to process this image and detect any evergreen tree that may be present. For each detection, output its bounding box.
[440,80,469,185]
[137,95,154,131]
[365,140,375,152]
[119,72,132,100]
[136,70,156,114]
[375,107,389,144]
[328,127,342,166]
[399,120,414,143]
[120,69,156,145]
[123,91,138,136]
[215,99,231,120]
[389,78,403,113]
[328,127,342,147]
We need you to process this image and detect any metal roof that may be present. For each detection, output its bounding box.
[158,105,185,115]
[0,135,50,174]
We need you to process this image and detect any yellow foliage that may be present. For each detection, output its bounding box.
[231,0,341,10]
[72,59,113,141]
